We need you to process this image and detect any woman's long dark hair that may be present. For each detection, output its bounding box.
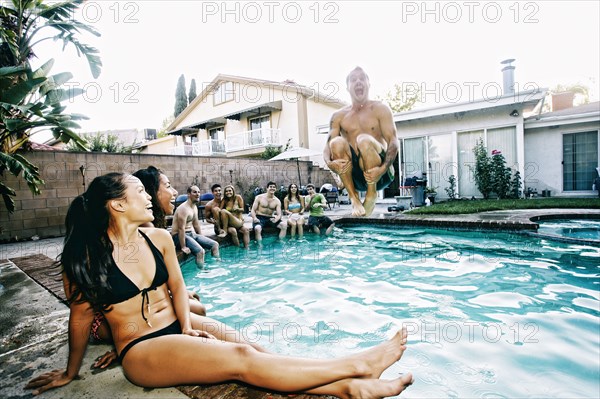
[286,183,301,202]
[60,172,127,310]
[132,166,166,228]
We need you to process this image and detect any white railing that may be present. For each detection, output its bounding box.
[226,128,280,152]
[169,144,193,156]
[169,128,281,156]
[193,139,226,156]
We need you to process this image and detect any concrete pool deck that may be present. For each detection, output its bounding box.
[1,204,599,398]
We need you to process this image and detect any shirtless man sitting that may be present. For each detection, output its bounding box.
[203,183,227,238]
[324,66,399,217]
[172,185,220,266]
[250,181,287,243]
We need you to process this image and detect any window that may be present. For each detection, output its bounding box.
[428,134,453,192]
[563,131,598,191]
[249,115,270,146]
[208,126,226,153]
[487,126,517,169]
[249,115,270,130]
[213,81,234,105]
[403,137,426,179]
[457,130,484,197]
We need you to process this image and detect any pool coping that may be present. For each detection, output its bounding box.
[332,208,600,246]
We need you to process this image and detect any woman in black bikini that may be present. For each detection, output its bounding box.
[27,173,413,398]
[89,166,207,367]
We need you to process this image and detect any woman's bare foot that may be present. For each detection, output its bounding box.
[355,328,408,379]
[345,374,414,399]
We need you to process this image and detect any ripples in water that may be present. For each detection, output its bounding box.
[182,226,600,398]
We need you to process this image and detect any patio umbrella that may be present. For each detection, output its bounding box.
[269,147,322,188]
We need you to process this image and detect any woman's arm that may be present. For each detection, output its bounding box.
[153,228,193,332]
[283,197,290,215]
[26,275,95,395]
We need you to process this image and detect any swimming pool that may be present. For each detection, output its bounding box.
[537,219,600,241]
[181,226,600,398]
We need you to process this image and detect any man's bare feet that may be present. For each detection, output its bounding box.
[345,374,414,399]
[350,198,366,216]
[363,191,377,217]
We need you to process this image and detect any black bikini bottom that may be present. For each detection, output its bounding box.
[118,320,182,363]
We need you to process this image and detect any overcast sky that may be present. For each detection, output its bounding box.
[32,0,600,133]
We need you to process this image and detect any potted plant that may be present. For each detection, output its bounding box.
[425,186,438,204]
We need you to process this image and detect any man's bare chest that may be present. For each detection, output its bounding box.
[340,112,380,135]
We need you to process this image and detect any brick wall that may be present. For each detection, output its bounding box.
[0,150,332,241]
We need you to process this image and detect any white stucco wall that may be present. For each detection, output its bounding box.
[306,99,343,167]
[396,105,523,138]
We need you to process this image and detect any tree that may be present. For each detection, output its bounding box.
[376,83,421,113]
[510,170,522,199]
[188,78,197,104]
[0,0,102,213]
[158,114,174,137]
[542,83,591,112]
[489,150,512,199]
[174,74,187,117]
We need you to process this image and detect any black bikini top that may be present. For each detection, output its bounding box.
[104,230,169,326]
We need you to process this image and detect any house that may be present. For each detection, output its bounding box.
[393,62,599,199]
[524,99,600,196]
[134,134,178,154]
[45,128,149,151]
[164,74,346,165]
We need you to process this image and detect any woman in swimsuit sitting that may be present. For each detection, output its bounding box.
[87,166,207,367]
[283,183,305,238]
[27,172,413,398]
[219,185,250,248]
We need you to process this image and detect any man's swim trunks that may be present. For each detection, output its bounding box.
[350,146,394,191]
[253,214,281,229]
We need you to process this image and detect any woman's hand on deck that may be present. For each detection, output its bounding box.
[25,369,75,395]
[92,349,118,369]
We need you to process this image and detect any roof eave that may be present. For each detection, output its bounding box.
[394,89,548,122]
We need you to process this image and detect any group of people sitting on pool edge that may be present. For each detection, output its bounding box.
[25,166,413,398]
[165,179,336,268]
[202,181,336,243]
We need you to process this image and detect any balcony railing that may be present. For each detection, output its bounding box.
[169,128,280,156]
[193,139,226,156]
[226,128,280,152]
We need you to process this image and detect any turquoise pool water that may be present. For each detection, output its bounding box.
[181,226,600,398]
[537,219,600,241]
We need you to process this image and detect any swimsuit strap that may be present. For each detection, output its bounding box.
[140,287,157,327]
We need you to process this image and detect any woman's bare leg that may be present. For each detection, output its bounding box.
[227,227,240,246]
[289,219,297,237]
[240,226,250,249]
[220,209,230,232]
[122,329,408,395]
[298,217,304,237]
[190,316,411,397]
